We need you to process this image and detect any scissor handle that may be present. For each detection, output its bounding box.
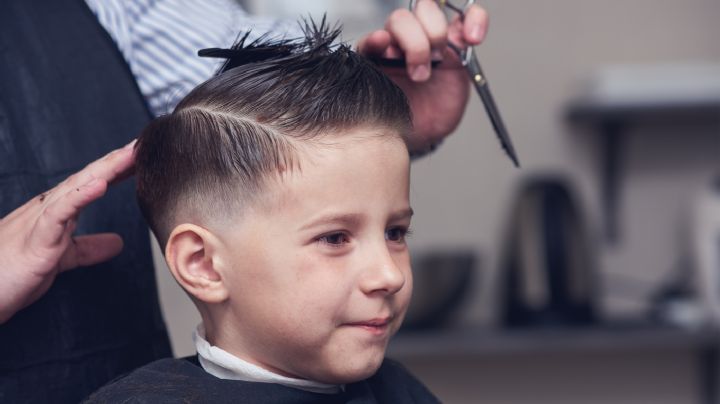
[462,46,487,86]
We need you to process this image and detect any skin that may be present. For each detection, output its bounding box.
[166,130,413,383]
[0,1,489,323]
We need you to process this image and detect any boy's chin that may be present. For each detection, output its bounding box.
[316,354,385,385]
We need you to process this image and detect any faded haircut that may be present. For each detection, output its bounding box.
[135,19,413,246]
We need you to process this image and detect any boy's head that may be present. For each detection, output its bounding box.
[136,22,414,384]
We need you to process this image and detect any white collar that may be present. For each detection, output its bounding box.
[193,324,342,394]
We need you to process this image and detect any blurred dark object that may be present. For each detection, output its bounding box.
[499,176,598,328]
[648,253,705,329]
[402,250,476,331]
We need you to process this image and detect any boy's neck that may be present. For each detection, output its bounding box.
[193,324,343,394]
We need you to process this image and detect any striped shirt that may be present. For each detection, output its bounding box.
[85,0,298,116]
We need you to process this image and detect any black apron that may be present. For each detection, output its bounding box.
[0,1,172,402]
[84,357,441,404]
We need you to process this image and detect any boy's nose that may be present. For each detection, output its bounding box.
[360,244,406,296]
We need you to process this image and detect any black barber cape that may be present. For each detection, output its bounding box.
[85,357,441,404]
[0,1,171,403]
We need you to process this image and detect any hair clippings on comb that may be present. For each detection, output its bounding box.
[198,15,343,75]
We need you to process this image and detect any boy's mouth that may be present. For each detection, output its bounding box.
[344,317,393,336]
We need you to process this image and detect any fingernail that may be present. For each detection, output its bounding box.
[470,25,483,42]
[410,64,431,81]
[124,139,138,149]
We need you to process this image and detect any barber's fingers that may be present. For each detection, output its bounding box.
[58,233,123,271]
[31,177,108,251]
[356,29,392,58]
[415,0,448,55]
[52,140,136,204]
[385,9,432,81]
[1,141,135,274]
[77,139,136,186]
[464,4,489,44]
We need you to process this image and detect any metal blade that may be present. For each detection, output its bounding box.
[468,57,520,167]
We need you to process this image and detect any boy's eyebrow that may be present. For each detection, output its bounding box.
[299,208,414,231]
[299,213,364,231]
[389,207,414,222]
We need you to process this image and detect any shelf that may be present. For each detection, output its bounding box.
[567,98,720,127]
[388,323,718,358]
[566,98,720,244]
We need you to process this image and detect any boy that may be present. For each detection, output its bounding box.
[87,22,438,403]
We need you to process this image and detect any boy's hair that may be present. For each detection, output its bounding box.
[135,20,412,246]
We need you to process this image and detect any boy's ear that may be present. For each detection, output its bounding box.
[165,224,229,304]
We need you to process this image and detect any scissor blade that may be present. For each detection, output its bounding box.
[468,59,520,167]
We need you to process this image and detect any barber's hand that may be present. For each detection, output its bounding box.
[0,141,136,324]
[357,1,488,156]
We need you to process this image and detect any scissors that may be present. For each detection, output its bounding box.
[380,0,520,167]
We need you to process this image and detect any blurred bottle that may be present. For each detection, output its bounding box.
[498,176,598,328]
[691,177,720,326]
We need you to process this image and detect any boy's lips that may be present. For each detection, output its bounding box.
[344,316,394,336]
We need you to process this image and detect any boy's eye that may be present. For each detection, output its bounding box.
[386,226,410,243]
[318,232,350,246]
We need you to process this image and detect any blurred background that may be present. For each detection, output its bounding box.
[152,1,720,403]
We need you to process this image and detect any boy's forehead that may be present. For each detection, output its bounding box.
[253,130,410,214]
[290,127,407,178]
[298,126,407,152]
